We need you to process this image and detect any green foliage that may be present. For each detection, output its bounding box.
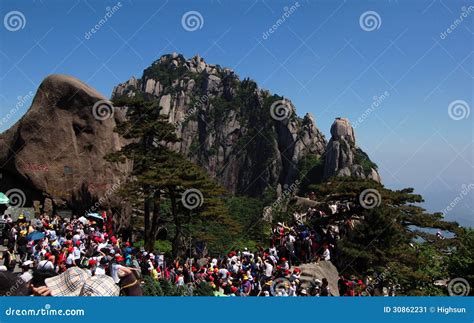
[143,54,188,88]
[297,154,324,195]
[134,240,173,256]
[141,276,214,296]
[142,276,215,296]
[223,196,270,249]
[354,147,378,175]
[447,228,474,295]
[297,154,322,177]
[192,281,215,296]
[107,97,240,257]
[307,177,465,295]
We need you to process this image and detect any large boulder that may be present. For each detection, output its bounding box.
[0,74,131,221]
[293,261,340,296]
[330,117,355,143]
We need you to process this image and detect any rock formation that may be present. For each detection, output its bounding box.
[112,53,326,196]
[0,74,131,220]
[291,261,340,296]
[323,117,381,182]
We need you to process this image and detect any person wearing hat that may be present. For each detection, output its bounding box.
[32,267,120,297]
[17,230,28,262]
[48,231,59,248]
[230,286,239,296]
[79,275,119,296]
[95,257,108,275]
[241,275,252,296]
[66,247,75,268]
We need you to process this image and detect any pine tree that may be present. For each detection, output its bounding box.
[307,177,464,295]
[107,97,239,256]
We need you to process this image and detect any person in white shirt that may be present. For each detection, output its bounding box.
[322,245,331,261]
[73,242,82,261]
[242,248,253,259]
[66,252,75,267]
[95,258,107,275]
[269,246,278,257]
[218,267,229,279]
[264,259,273,278]
[288,234,296,243]
[37,257,54,271]
[288,281,297,296]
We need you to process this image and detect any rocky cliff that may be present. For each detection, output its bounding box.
[112,53,327,196]
[322,118,381,182]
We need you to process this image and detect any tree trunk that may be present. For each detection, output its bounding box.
[144,197,153,251]
[170,190,185,258]
[146,191,161,252]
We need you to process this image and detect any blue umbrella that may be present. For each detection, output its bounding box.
[27,231,45,241]
[86,213,103,221]
[0,192,9,204]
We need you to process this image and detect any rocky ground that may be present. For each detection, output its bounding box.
[292,260,340,296]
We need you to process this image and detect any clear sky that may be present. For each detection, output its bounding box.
[0,0,472,226]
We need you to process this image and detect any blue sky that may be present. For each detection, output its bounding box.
[0,0,472,226]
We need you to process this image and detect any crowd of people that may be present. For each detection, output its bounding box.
[0,196,380,297]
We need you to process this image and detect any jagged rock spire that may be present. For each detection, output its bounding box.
[323,117,380,182]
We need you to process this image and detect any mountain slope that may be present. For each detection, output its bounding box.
[112,53,327,196]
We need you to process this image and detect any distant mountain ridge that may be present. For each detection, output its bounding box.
[112,53,380,195]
